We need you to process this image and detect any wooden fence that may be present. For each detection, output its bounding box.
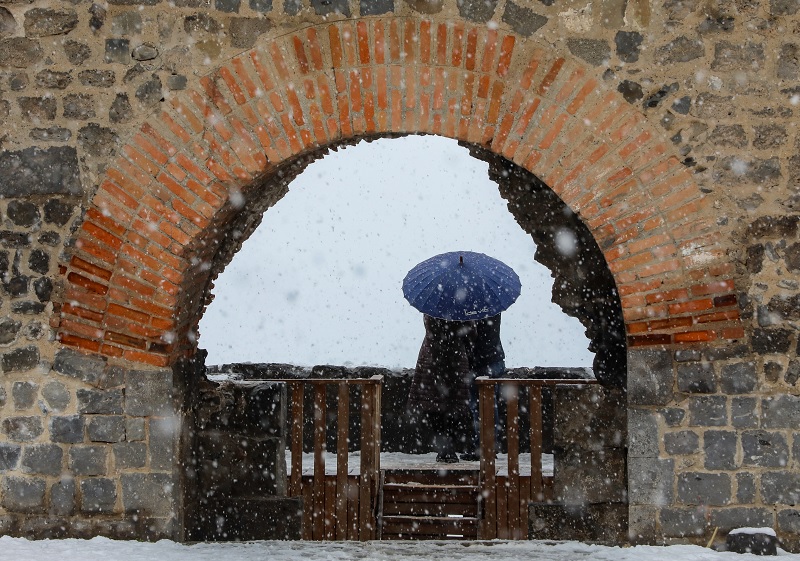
[476,377,598,540]
[285,375,382,540]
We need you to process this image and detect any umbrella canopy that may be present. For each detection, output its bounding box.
[402,251,521,321]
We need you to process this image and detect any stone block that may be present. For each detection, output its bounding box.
[109,93,133,123]
[215,0,241,11]
[121,473,174,515]
[23,8,77,36]
[726,530,778,555]
[737,472,756,503]
[35,69,72,89]
[0,37,43,68]
[50,477,76,516]
[0,146,82,198]
[761,471,800,504]
[688,395,727,426]
[113,442,146,469]
[2,416,43,442]
[662,408,685,427]
[660,507,708,537]
[64,40,91,66]
[655,36,704,64]
[18,97,56,121]
[195,497,302,541]
[761,395,800,429]
[42,382,70,412]
[87,416,126,443]
[80,478,117,513]
[664,430,699,455]
[2,476,45,512]
[0,317,21,344]
[677,472,731,506]
[778,509,800,533]
[628,408,660,457]
[2,346,38,372]
[229,17,272,49]
[51,416,84,444]
[501,2,547,37]
[43,199,74,227]
[12,381,37,409]
[529,502,628,543]
[53,348,107,386]
[311,0,350,15]
[677,362,715,393]
[110,11,142,34]
[567,38,611,67]
[742,431,789,468]
[149,417,177,471]
[69,445,108,476]
[105,38,130,64]
[627,348,673,406]
[553,447,626,504]
[359,0,392,14]
[249,0,272,11]
[711,41,765,71]
[77,124,118,158]
[731,397,757,428]
[77,389,123,414]
[0,443,21,471]
[553,385,625,450]
[711,507,774,532]
[20,444,63,476]
[628,456,674,506]
[126,418,145,441]
[63,93,95,119]
[719,362,757,394]
[752,328,793,354]
[125,370,173,416]
[704,430,738,470]
[628,505,657,543]
[196,430,284,497]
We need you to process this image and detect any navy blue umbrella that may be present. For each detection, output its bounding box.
[402,251,521,321]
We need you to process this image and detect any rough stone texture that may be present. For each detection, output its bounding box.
[87,416,126,443]
[50,416,84,444]
[2,476,45,513]
[77,389,124,415]
[501,2,547,37]
[628,456,674,506]
[688,395,727,426]
[69,446,108,476]
[677,363,715,393]
[628,349,673,406]
[704,430,738,470]
[664,431,699,455]
[567,38,611,66]
[677,472,731,506]
[20,444,62,477]
[0,147,81,196]
[719,362,757,394]
[125,370,173,416]
[121,473,173,515]
[80,478,117,513]
[761,472,800,505]
[742,430,789,467]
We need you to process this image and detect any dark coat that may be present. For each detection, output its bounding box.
[406,315,473,415]
[465,314,505,374]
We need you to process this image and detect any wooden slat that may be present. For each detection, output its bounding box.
[381,516,478,536]
[347,476,359,541]
[384,470,478,486]
[529,385,544,502]
[496,476,508,539]
[289,382,304,497]
[478,383,497,539]
[506,383,520,539]
[312,384,327,540]
[335,383,350,540]
[359,382,375,540]
[382,501,477,517]
[519,476,530,539]
[325,476,336,540]
[302,477,313,539]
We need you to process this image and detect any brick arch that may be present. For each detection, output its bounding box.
[59,17,742,368]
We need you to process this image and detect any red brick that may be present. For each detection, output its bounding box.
[481,29,498,73]
[713,293,738,308]
[231,56,259,99]
[674,330,715,343]
[465,28,478,71]
[123,349,169,367]
[721,326,745,340]
[374,20,386,64]
[419,20,431,63]
[451,23,464,67]
[538,58,565,95]
[691,279,735,296]
[59,333,102,353]
[668,298,713,315]
[695,310,740,323]
[307,28,324,71]
[250,50,276,91]
[292,35,310,74]
[497,35,515,77]
[219,66,247,106]
[627,333,671,347]
[403,19,416,63]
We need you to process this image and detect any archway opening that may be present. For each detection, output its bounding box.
[197,135,599,371]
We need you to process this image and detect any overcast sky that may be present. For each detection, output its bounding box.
[198,135,594,369]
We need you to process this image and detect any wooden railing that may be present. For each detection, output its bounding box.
[284,375,382,540]
[476,377,598,540]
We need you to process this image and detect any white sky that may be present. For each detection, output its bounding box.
[198,135,595,369]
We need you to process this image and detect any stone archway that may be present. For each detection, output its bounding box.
[51,15,747,544]
[58,17,742,368]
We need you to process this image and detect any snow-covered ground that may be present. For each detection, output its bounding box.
[2,536,796,561]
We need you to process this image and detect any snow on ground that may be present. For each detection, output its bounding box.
[2,536,796,561]
[287,451,554,476]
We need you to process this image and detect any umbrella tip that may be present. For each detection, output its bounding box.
[459,255,463,265]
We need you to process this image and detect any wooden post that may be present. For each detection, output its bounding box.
[529,384,543,503]
[477,378,496,539]
[289,382,304,498]
[335,382,350,540]
[312,383,327,540]
[505,382,521,539]
[359,382,375,540]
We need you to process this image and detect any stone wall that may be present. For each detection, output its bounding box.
[0,0,797,549]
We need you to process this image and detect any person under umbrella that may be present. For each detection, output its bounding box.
[406,314,476,463]
[402,251,520,463]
